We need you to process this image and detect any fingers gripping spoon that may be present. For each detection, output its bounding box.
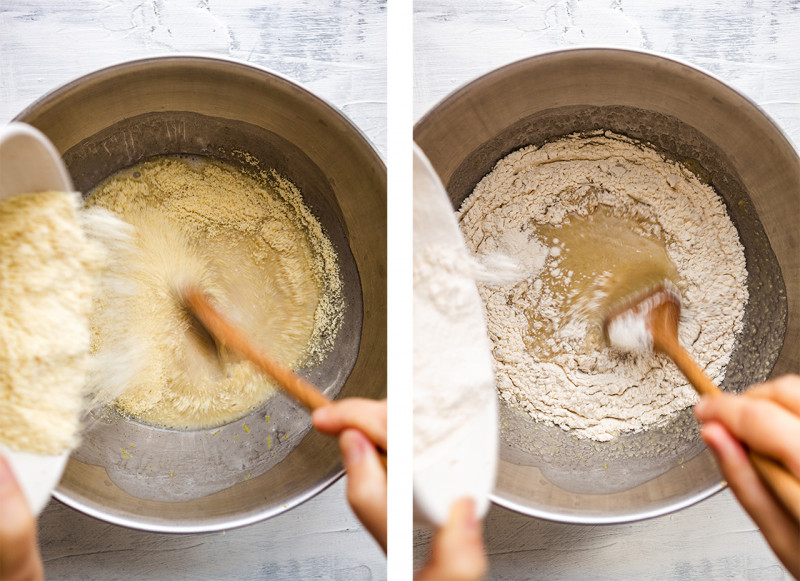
[180,285,388,469]
[604,283,800,520]
[0,122,75,515]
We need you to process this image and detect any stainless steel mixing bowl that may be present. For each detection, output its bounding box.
[415,48,799,523]
[15,56,386,532]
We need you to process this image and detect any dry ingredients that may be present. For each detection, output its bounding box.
[0,192,103,454]
[413,156,500,458]
[458,131,748,441]
[86,156,343,430]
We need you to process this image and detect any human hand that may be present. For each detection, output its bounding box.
[0,454,43,581]
[415,497,487,581]
[695,374,800,577]
[312,398,387,552]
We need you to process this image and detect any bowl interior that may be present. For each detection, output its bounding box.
[16,57,386,532]
[415,49,799,523]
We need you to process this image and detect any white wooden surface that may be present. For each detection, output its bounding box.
[0,2,386,580]
[3,0,799,579]
[414,1,798,579]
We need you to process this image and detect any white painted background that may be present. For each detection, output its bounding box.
[0,1,387,580]
[2,0,798,579]
[414,1,798,579]
[0,1,387,156]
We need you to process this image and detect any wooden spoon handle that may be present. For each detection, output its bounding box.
[183,287,387,471]
[658,339,720,398]
[659,339,800,518]
[749,453,800,521]
[183,286,331,411]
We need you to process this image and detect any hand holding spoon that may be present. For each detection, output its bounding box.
[180,285,387,469]
[604,283,800,520]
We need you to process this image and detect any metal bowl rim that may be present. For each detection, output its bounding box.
[415,46,799,158]
[52,472,343,533]
[15,53,386,170]
[490,481,725,525]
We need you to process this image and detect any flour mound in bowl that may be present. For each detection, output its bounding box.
[458,131,748,441]
[86,156,343,430]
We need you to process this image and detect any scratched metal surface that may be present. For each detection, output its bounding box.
[0,1,386,580]
[414,1,797,579]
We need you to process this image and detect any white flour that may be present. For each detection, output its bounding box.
[606,285,682,354]
[458,131,748,441]
[413,153,499,458]
[413,148,502,525]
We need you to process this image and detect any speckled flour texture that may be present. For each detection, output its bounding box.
[86,156,343,430]
[458,131,748,441]
[0,192,104,454]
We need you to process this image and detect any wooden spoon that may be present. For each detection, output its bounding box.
[604,284,800,520]
[181,285,387,469]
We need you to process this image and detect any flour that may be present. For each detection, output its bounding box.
[606,285,682,354]
[413,152,498,459]
[86,156,343,430]
[458,131,748,441]
[0,192,104,455]
[606,309,653,353]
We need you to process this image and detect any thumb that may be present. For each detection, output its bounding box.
[416,497,487,581]
[0,454,43,581]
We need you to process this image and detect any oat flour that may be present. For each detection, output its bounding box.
[86,156,343,430]
[0,192,104,454]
